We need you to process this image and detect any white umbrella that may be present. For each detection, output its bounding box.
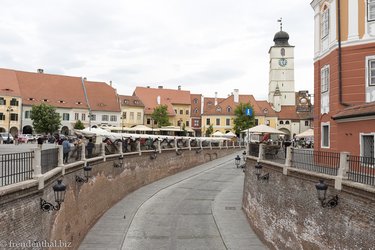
[295,128,313,139]
[224,131,236,138]
[128,125,153,131]
[212,131,224,137]
[241,124,285,134]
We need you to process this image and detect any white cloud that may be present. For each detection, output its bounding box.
[0,0,314,100]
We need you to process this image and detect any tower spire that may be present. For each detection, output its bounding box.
[277,17,283,31]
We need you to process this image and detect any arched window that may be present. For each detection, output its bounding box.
[279,121,284,125]
[285,121,290,124]
[194,98,198,104]
[216,106,221,112]
[227,106,232,113]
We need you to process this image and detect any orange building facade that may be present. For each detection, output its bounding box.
[311,0,375,156]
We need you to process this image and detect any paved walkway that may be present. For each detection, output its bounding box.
[79,152,266,250]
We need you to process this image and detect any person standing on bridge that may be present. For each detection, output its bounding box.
[62,138,71,164]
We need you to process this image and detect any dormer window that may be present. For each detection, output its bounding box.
[208,101,213,106]
[124,99,129,104]
[98,103,105,107]
[193,98,198,104]
[226,106,232,113]
[134,100,138,104]
[76,101,82,105]
[216,106,222,112]
[28,98,35,101]
[58,100,65,104]
[43,99,49,102]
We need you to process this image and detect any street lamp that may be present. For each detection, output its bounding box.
[315,180,339,208]
[254,161,270,181]
[6,106,13,144]
[235,155,241,168]
[40,179,67,212]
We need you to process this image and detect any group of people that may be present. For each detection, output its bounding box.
[60,136,95,164]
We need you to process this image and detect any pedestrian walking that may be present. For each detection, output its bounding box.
[37,136,44,149]
[86,139,95,158]
[62,139,71,164]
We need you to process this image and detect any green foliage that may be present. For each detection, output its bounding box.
[30,103,61,134]
[74,120,85,130]
[151,105,171,128]
[233,102,255,135]
[205,124,213,137]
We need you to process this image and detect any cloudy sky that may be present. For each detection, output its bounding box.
[0,0,314,100]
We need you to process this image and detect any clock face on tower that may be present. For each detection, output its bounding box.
[278,58,287,67]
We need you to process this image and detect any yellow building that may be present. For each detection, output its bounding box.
[119,95,145,128]
[133,86,192,131]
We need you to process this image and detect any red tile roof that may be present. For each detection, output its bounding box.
[119,95,144,107]
[84,81,121,112]
[0,68,21,97]
[256,101,278,117]
[134,87,191,115]
[15,70,88,109]
[332,102,375,120]
[277,106,301,120]
[203,94,260,116]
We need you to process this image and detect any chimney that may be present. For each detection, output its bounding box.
[157,95,161,105]
[158,86,163,89]
[234,89,239,103]
[83,77,87,81]
[214,92,218,106]
[178,85,181,90]
[147,86,150,88]
[37,69,44,73]
[109,80,112,86]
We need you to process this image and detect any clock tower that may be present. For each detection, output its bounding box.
[268,25,295,112]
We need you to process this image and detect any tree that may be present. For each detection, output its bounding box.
[205,124,213,137]
[151,105,171,128]
[30,103,61,134]
[74,120,85,130]
[233,102,255,135]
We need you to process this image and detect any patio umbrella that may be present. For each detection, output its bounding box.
[212,131,224,137]
[224,131,236,138]
[241,124,285,134]
[295,128,313,139]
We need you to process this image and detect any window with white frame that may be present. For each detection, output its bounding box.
[361,134,375,158]
[81,113,86,121]
[368,0,375,21]
[130,112,134,121]
[368,58,375,86]
[216,118,220,126]
[226,118,230,126]
[75,113,79,120]
[137,112,141,121]
[321,123,330,148]
[206,118,210,125]
[194,119,199,127]
[102,115,108,121]
[110,115,117,122]
[62,113,70,121]
[91,114,96,121]
[321,66,329,92]
[25,110,31,119]
[321,6,329,38]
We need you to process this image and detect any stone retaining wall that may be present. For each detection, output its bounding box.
[242,158,375,249]
[0,148,238,250]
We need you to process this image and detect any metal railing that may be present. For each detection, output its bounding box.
[41,148,59,174]
[0,152,34,186]
[347,155,375,186]
[291,149,340,176]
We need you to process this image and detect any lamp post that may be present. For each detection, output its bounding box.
[6,106,13,144]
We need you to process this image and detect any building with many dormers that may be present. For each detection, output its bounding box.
[0,68,121,135]
[311,0,375,156]
[133,86,192,131]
